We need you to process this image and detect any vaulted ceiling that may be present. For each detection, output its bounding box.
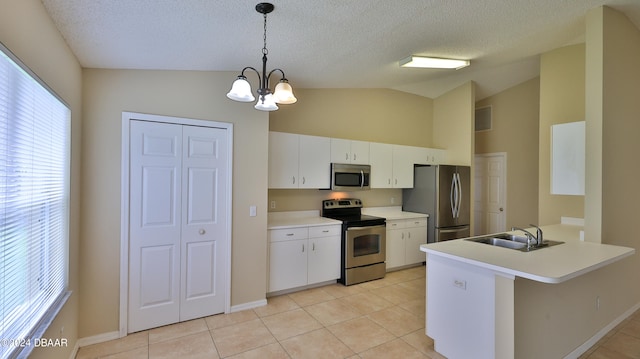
[41,0,640,100]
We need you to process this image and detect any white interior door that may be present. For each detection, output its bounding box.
[180,125,227,321]
[128,120,228,332]
[474,153,507,236]
[129,121,182,332]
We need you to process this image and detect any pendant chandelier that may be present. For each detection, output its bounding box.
[226,2,297,111]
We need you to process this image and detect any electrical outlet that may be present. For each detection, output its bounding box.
[270,201,276,209]
[390,197,395,204]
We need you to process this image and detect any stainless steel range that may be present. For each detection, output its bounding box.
[321,199,386,285]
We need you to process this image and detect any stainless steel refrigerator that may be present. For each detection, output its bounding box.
[402,165,471,242]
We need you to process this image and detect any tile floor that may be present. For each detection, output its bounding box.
[75,265,640,359]
[579,309,640,359]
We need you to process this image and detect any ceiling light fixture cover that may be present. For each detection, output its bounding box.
[399,56,470,70]
[226,2,297,111]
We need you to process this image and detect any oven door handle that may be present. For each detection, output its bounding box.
[347,225,385,231]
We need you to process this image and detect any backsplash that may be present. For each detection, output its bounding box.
[268,188,402,212]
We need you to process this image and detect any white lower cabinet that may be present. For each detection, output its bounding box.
[268,225,341,292]
[386,218,428,270]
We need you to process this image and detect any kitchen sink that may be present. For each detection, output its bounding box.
[465,233,564,252]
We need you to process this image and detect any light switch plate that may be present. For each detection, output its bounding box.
[249,205,257,217]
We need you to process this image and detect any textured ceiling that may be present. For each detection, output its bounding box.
[40,0,640,100]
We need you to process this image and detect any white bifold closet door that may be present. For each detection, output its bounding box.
[128,120,228,333]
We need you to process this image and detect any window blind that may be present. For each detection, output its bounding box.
[0,44,70,358]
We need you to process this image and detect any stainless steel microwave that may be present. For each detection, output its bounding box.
[331,163,371,191]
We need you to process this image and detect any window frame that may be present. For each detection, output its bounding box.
[0,41,71,359]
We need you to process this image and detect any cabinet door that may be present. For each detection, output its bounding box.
[405,220,428,265]
[392,145,414,188]
[269,239,308,292]
[268,132,299,188]
[386,221,405,269]
[308,236,341,284]
[350,140,370,164]
[299,135,331,189]
[330,138,351,163]
[370,142,393,188]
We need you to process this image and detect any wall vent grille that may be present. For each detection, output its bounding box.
[475,106,492,131]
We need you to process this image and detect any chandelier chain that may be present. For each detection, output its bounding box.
[262,13,268,55]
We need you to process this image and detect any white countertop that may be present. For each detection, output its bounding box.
[267,207,427,229]
[267,210,341,229]
[420,224,635,284]
[362,206,428,220]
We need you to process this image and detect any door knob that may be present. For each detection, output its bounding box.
[199,229,206,235]
[499,208,504,212]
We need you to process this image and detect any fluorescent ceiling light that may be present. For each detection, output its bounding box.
[399,56,470,69]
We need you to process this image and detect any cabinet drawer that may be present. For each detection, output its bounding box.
[269,227,308,242]
[405,218,428,228]
[309,225,341,238]
[386,220,405,230]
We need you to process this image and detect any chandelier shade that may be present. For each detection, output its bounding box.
[226,3,297,111]
[226,76,255,102]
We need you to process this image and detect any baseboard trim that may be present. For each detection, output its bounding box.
[564,301,640,359]
[230,299,267,313]
[76,331,120,348]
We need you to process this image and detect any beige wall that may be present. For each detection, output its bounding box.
[538,44,586,225]
[476,78,540,229]
[270,88,434,146]
[598,4,640,306]
[81,69,269,337]
[0,1,82,358]
[515,7,640,358]
[433,81,475,166]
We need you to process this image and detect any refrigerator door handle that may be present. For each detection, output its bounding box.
[455,172,462,218]
[450,174,457,218]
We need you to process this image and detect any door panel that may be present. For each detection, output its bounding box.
[129,121,182,332]
[180,126,227,321]
[474,154,507,236]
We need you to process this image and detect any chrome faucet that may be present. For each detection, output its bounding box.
[529,224,543,245]
[511,224,544,248]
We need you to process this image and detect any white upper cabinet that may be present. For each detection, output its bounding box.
[269,132,300,188]
[392,145,415,188]
[299,135,331,188]
[269,132,330,189]
[369,142,393,188]
[331,138,370,164]
[269,131,446,189]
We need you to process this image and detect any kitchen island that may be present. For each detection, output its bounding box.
[420,224,635,359]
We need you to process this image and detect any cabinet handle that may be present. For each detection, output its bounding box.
[302,244,305,252]
[353,153,357,161]
[388,178,391,185]
[322,230,329,233]
[286,233,294,236]
[415,221,420,225]
[199,229,206,235]
[312,243,315,251]
[302,177,306,184]
[345,153,349,160]
[395,179,398,185]
[292,176,296,184]
[408,232,411,239]
[401,232,404,239]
